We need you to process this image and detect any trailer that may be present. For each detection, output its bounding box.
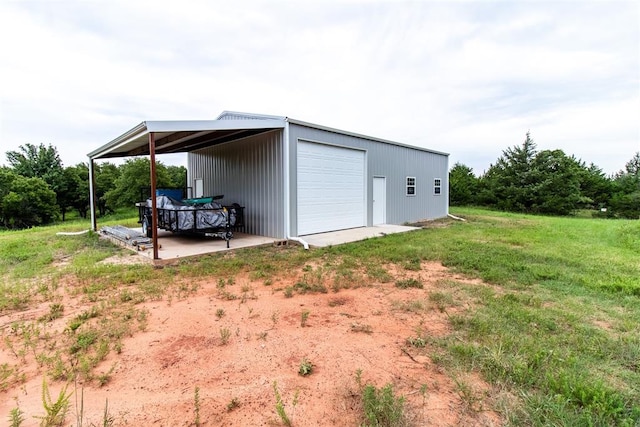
[137,195,245,248]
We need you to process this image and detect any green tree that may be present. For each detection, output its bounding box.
[480,131,538,211]
[449,162,479,206]
[610,152,640,219]
[528,149,582,215]
[104,158,173,208]
[575,161,613,209]
[6,143,64,193]
[166,165,187,190]
[0,169,58,228]
[94,162,120,215]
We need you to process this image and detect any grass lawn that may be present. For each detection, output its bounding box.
[1,207,638,425]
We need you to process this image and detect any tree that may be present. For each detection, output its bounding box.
[449,163,479,206]
[575,161,613,209]
[166,165,187,190]
[94,162,120,215]
[480,131,538,211]
[0,169,58,228]
[104,158,173,208]
[610,152,640,219]
[479,132,590,215]
[528,149,582,215]
[6,143,64,194]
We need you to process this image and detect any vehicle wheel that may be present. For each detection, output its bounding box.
[142,216,152,238]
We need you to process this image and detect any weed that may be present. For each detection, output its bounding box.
[257,331,268,340]
[283,287,294,298]
[40,303,64,322]
[429,291,454,312]
[35,378,71,427]
[215,308,225,319]
[351,322,373,334]
[219,328,231,345]
[97,364,116,387]
[194,386,201,427]
[328,297,348,307]
[391,299,426,313]
[300,310,310,327]
[407,336,427,348]
[298,358,313,376]
[454,377,483,412]
[402,257,422,271]
[227,397,240,412]
[273,381,297,426]
[395,278,423,289]
[361,383,407,427]
[8,406,24,427]
[271,311,279,326]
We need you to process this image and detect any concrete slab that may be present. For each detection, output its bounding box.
[101,228,277,264]
[300,224,420,248]
[101,224,418,264]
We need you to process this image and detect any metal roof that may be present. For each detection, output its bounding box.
[89,111,449,160]
[88,119,286,160]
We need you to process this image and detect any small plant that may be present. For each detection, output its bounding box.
[300,310,310,327]
[215,308,225,319]
[257,331,268,340]
[328,297,348,307]
[36,378,71,427]
[271,311,279,326]
[395,278,423,289]
[273,381,297,426]
[227,397,240,412]
[40,303,64,322]
[361,383,406,427]
[219,328,231,345]
[298,358,313,376]
[194,386,201,427]
[407,336,427,348]
[283,287,294,298]
[350,322,373,334]
[8,406,24,427]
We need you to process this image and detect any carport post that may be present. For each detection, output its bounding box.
[89,158,97,231]
[149,132,159,260]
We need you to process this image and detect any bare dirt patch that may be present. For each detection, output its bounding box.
[1,261,502,426]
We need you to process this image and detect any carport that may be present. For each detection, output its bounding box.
[88,119,285,260]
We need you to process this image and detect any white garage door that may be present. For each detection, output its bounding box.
[297,141,365,235]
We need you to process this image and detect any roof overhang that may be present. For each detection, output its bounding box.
[89,119,286,160]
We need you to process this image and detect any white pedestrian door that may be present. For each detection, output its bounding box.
[373,177,386,225]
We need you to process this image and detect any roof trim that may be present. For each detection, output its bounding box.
[89,119,285,160]
[286,117,450,157]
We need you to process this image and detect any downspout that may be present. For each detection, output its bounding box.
[283,118,309,250]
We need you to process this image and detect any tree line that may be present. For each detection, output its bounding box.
[450,132,640,218]
[0,143,186,229]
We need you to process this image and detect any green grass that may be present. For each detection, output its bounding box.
[1,207,639,425]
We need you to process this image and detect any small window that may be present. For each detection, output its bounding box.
[406,177,416,196]
[434,178,442,195]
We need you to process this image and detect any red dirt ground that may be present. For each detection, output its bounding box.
[1,259,502,426]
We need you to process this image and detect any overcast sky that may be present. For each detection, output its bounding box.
[1,1,638,176]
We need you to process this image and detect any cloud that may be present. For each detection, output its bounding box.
[0,1,637,177]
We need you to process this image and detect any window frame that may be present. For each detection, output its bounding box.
[406,176,416,197]
[434,178,442,195]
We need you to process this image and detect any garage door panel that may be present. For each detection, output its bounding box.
[297,142,365,235]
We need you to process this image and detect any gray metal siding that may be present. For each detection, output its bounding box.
[187,130,285,238]
[287,123,448,235]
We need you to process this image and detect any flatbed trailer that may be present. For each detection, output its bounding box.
[137,195,245,248]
